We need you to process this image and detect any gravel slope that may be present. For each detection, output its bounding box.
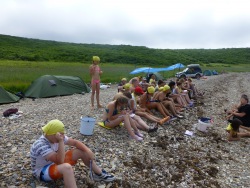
[0,72,250,188]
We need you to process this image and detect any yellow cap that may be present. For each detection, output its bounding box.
[93,56,100,62]
[147,86,155,94]
[123,83,131,90]
[162,85,170,92]
[42,119,66,135]
[159,87,164,91]
[121,78,127,81]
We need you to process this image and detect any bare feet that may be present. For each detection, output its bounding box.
[91,106,94,110]
[97,104,103,108]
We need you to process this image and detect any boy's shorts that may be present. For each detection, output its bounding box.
[40,150,77,182]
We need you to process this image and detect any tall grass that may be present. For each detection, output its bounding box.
[0,60,141,92]
[1,60,249,93]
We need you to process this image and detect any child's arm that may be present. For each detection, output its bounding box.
[226,113,233,120]
[231,111,246,118]
[107,103,126,120]
[66,138,93,162]
[67,138,91,152]
[89,65,95,75]
[45,133,65,164]
[174,87,180,94]
[130,100,136,112]
[139,95,146,108]
[139,95,153,114]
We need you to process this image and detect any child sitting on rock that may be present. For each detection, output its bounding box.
[226,118,250,141]
[30,120,115,188]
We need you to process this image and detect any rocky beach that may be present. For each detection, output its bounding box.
[1,72,250,188]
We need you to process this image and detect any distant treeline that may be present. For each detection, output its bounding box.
[0,34,249,66]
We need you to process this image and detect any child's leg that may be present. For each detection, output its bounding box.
[132,118,144,130]
[128,116,140,132]
[122,114,137,138]
[71,148,102,175]
[159,103,172,117]
[105,118,124,128]
[91,80,96,108]
[70,148,114,182]
[95,82,102,108]
[133,115,149,131]
[56,164,77,188]
[238,132,250,137]
[145,113,163,122]
[184,94,192,103]
[180,95,188,106]
[135,111,161,124]
[176,96,185,107]
[143,111,169,125]
[240,125,250,131]
[148,103,169,117]
[162,101,178,116]
[42,162,77,187]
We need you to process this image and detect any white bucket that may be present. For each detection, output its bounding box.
[197,118,212,132]
[80,116,96,135]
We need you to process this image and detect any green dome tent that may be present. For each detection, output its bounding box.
[0,86,20,104]
[25,75,90,98]
[203,70,213,76]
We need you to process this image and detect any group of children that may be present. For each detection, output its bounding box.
[97,76,203,141]
[30,56,250,186]
[88,56,207,142]
[88,56,250,143]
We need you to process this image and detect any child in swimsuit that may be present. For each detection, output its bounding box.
[102,96,144,141]
[226,118,250,141]
[89,56,103,109]
[139,86,171,120]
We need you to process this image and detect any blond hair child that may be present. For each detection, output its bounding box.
[30,120,114,187]
[89,56,103,109]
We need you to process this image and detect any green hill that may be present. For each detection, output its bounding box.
[0,34,249,65]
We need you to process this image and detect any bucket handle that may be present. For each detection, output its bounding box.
[83,116,95,122]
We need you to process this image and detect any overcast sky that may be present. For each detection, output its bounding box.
[1,0,250,49]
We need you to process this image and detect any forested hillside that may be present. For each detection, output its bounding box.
[0,34,249,65]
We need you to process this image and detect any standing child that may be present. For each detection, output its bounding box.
[89,56,103,109]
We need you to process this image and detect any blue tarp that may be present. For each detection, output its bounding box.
[161,63,185,71]
[129,67,154,74]
[130,63,185,74]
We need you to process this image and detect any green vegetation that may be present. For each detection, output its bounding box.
[1,60,250,93]
[0,34,250,93]
[0,60,137,92]
[1,34,250,65]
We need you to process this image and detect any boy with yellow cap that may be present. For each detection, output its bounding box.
[30,119,114,187]
[89,56,103,110]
